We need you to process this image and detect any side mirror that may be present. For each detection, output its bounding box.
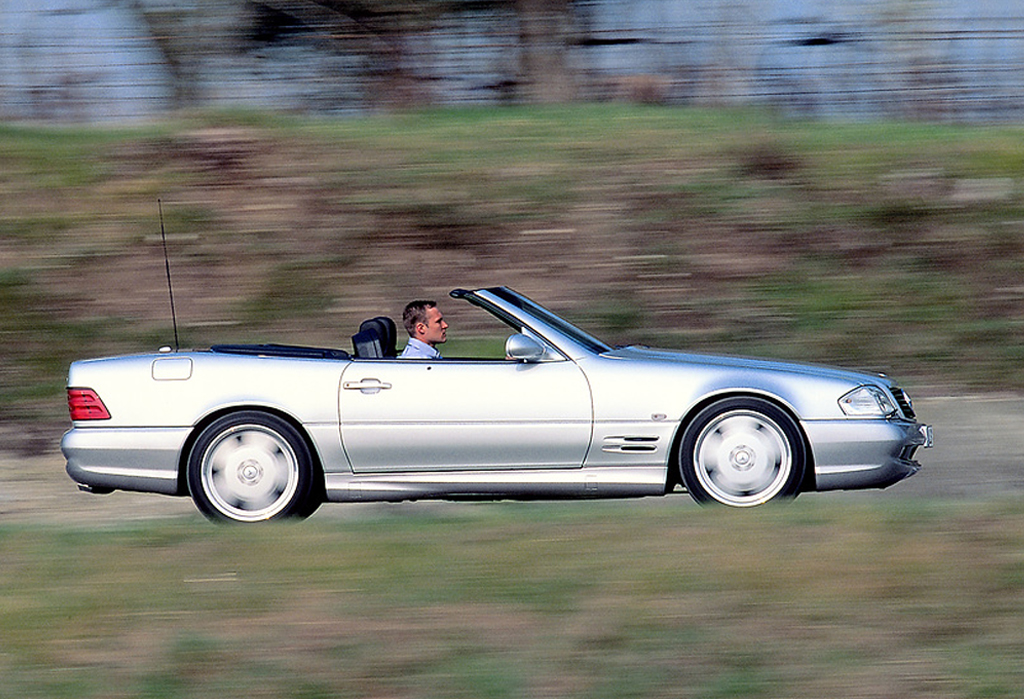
[505,333,547,362]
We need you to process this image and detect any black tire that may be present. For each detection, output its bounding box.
[679,397,805,507]
[187,411,318,522]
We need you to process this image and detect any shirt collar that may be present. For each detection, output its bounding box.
[404,338,441,358]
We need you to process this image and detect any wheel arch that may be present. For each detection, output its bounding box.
[666,390,816,494]
[176,405,326,501]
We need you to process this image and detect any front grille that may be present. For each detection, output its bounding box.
[891,387,915,419]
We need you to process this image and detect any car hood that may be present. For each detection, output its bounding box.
[604,345,892,387]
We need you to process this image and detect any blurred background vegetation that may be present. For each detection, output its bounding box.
[3,1,1024,448]
[1,106,1024,452]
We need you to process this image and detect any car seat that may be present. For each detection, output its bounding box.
[352,316,397,358]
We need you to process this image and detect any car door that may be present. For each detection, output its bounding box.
[339,358,593,473]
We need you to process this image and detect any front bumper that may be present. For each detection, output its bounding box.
[804,418,932,492]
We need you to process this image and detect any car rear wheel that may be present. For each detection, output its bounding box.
[679,397,805,507]
[187,411,317,522]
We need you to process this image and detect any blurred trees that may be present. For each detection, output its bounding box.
[514,0,576,102]
[254,0,451,107]
[262,0,577,105]
[7,1,1024,120]
[140,0,578,109]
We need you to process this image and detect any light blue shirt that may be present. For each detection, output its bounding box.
[399,338,442,359]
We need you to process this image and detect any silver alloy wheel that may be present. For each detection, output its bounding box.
[692,409,793,506]
[199,423,302,522]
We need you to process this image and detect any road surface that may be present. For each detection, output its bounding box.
[2,395,1022,524]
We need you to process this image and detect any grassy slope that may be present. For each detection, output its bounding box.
[2,499,1024,698]
[3,105,1024,445]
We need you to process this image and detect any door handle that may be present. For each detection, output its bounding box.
[343,378,392,394]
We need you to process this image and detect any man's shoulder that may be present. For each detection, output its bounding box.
[399,338,439,359]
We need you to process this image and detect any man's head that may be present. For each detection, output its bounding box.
[402,300,448,347]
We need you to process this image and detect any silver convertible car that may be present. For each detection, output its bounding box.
[62,286,932,522]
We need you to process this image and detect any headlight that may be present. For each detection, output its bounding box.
[838,386,898,417]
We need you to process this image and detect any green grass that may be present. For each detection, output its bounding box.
[2,498,1024,698]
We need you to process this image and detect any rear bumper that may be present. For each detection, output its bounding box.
[61,427,190,496]
[804,418,932,492]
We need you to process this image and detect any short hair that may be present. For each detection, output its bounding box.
[402,300,436,336]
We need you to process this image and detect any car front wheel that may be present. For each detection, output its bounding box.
[679,397,805,507]
[187,411,317,522]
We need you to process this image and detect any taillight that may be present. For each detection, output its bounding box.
[67,388,111,421]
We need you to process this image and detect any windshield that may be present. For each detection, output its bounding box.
[487,287,612,355]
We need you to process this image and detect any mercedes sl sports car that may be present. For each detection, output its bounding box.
[62,286,932,522]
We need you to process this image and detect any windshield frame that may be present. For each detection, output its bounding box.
[454,287,612,358]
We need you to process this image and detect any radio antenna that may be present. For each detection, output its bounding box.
[158,199,180,351]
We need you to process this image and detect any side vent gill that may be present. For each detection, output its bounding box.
[602,436,659,453]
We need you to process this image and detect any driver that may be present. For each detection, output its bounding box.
[399,300,448,359]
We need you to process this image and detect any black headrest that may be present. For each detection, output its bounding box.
[352,316,397,358]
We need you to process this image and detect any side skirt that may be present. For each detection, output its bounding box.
[324,466,670,503]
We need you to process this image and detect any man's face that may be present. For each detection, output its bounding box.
[418,306,448,346]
